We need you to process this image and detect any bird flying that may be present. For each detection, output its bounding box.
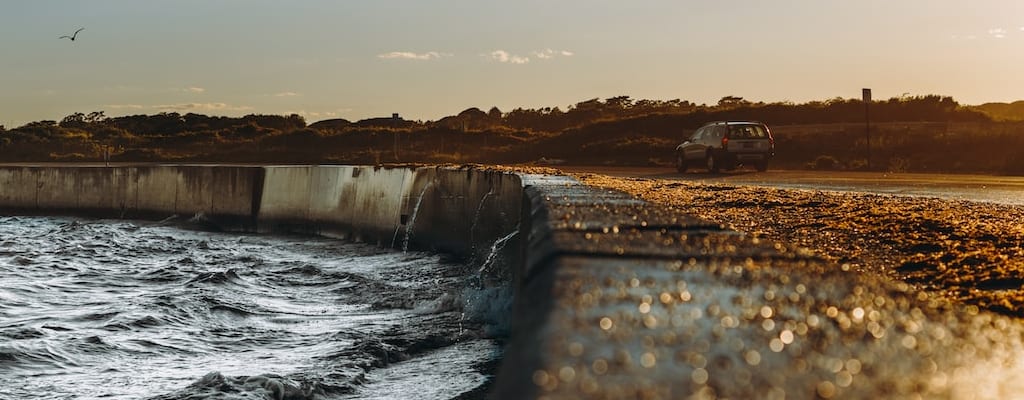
[59,28,84,41]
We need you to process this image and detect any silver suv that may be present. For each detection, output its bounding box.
[675,121,775,173]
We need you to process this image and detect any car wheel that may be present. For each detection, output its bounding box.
[706,152,720,173]
[756,161,768,172]
[676,154,688,173]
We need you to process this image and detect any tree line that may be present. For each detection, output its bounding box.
[1,94,1021,174]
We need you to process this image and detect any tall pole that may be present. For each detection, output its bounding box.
[863,88,872,170]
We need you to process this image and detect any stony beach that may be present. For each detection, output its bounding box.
[573,173,1024,318]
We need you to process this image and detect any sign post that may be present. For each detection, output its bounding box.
[862,88,872,170]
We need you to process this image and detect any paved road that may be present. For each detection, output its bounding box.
[561,166,1024,206]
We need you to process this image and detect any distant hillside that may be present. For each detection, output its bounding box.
[970,101,1024,121]
[307,118,351,131]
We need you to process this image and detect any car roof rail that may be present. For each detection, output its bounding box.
[702,120,766,127]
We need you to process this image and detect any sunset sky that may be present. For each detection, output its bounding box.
[1,1,1022,127]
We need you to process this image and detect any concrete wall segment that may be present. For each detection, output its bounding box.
[403,167,523,275]
[209,167,263,231]
[34,168,80,210]
[0,167,39,209]
[75,167,135,216]
[172,166,215,216]
[348,166,412,244]
[257,166,314,232]
[307,166,348,222]
[134,166,181,216]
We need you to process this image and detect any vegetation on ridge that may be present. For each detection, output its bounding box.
[2,95,1023,175]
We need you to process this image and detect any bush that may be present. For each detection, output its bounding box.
[115,148,166,162]
[808,155,840,170]
[48,152,89,161]
[888,157,911,173]
[847,159,869,171]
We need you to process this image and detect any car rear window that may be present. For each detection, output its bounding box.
[728,125,768,139]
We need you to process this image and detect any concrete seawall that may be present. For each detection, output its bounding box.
[0,165,522,269]
[3,164,1023,399]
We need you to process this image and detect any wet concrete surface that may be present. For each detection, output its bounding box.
[495,173,1024,400]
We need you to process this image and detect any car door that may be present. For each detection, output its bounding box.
[708,126,725,149]
[683,127,707,161]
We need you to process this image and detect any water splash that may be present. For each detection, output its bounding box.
[477,227,519,279]
[468,189,495,248]
[402,182,433,253]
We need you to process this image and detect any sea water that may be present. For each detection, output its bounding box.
[0,216,508,399]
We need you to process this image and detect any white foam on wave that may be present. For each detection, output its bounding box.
[345,340,499,400]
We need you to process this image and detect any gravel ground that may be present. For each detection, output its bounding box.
[572,173,1024,317]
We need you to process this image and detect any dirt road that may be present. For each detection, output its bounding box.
[560,166,1024,205]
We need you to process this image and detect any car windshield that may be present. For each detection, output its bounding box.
[728,125,768,139]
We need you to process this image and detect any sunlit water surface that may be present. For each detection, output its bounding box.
[0,216,506,399]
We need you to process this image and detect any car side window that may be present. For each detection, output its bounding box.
[690,128,704,141]
[712,126,724,139]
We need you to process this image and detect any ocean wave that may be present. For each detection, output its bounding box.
[0,216,505,399]
[185,268,243,286]
[151,371,321,400]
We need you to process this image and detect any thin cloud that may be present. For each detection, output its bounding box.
[273,92,299,97]
[532,49,575,59]
[170,87,206,93]
[154,103,253,112]
[286,110,350,119]
[988,28,1006,38]
[104,103,252,113]
[104,85,142,92]
[488,50,530,64]
[105,104,146,110]
[377,51,448,60]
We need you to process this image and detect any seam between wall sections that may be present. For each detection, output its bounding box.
[209,169,215,220]
[306,167,314,230]
[34,170,40,210]
[174,171,180,216]
[251,168,264,230]
[135,168,140,218]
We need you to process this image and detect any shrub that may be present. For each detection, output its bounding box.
[48,152,88,161]
[847,159,870,171]
[808,155,840,170]
[888,157,911,173]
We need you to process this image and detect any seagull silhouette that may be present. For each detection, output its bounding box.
[59,28,84,41]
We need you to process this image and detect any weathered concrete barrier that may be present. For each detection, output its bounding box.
[0,166,265,231]
[494,174,1024,400]
[0,164,521,270]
